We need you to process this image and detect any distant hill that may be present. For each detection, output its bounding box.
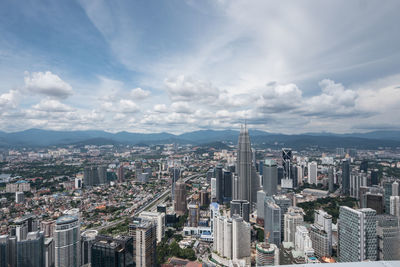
[0,128,399,149]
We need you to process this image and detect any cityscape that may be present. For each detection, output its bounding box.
[1,1,400,267]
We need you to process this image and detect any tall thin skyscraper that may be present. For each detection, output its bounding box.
[174,181,187,216]
[235,125,259,205]
[263,159,277,196]
[308,162,317,185]
[342,160,350,195]
[215,164,224,204]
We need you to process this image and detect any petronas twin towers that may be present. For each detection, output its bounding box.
[234,125,260,206]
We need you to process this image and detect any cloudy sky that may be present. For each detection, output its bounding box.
[0,0,400,134]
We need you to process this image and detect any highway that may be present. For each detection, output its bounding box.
[88,173,202,232]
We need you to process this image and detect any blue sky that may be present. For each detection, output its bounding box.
[0,0,400,133]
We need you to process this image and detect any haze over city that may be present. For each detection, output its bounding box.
[1,1,400,267]
[1,1,400,133]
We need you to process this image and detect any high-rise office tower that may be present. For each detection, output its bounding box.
[308,162,317,185]
[291,165,298,188]
[256,242,279,266]
[129,218,157,267]
[223,218,233,259]
[13,231,45,267]
[393,181,399,196]
[235,125,259,205]
[274,195,291,241]
[0,235,9,267]
[350,172,367,199]
[338,207,377,262]
[230,200,250,222]
[263,159,277,196]
[257,190,266,225]
[188,204,200,227]
[342,160,350,195]
[360,160,368,173]
[174,181,187,216]
[297,165,304,186]
[81,230,98,267]
[139,212,165,243]
[211,178,217,200]
[207,169,214,184]
[384,181,393,213]
[98,165,107,184]
[376,214,400,260]
[364,192,384,214]
[223,170,232,203]
[200,190,210,207]
[14,214,39,242]
[281,148,293,188]
[328,166,334,192]
[171,166,180,201]
[91,235,133,267]
[310,210,332,258]
[117,165,125,182]
[44,237,55,267]
[232,215,251,261]
[54,215,80,267]
[284,207,304,243]
[390,196,400,218]
[264,198,281,247]
[215,164,224,204]
[282,148,292,179]
[371,169,379,185]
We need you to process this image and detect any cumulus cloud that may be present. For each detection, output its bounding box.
[256,83,302,113]
[130,87,150,99]
[32,99,74,112]
[0,90,19,110]
[24,71,73,99]
[153,104,168,113]
[165,75,219,103]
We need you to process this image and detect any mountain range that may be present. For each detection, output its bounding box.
[0,128,399,149]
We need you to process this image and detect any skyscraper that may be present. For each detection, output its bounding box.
[274,195,291,241]
[16,231,45,267]
[223,170,233,203]
[282,148,292,180]
[230,199,250,222]
[215,164,224,204]
[232,215,251,261]
[235,125,259,205]
[310,210,332,258]
[139,212,165,243]
[263,159,277,196]
[308,162,317,185]
[376,214,400,260]
[256,242,279,266]
[284,207,304,243]
[338,207,377,262]
[174,181,187,216]
[81,230,98,267]
[117,165,125,183]
[54,215,81,267]
[129,218,157,267]
[390,196,400,218]
[264,198,281,247]
[91,235,134,267]
[188,204,200,227]
[341,160,350,195]
[328,166,334,192]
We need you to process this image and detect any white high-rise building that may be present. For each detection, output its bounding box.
[223,218,233,259]
[308,162,317,185]
[284,207,304,243]
[54,215,80,267]
[211,178,217,199]
[392,181,399,196]
[310,210,333,258]
[232,215,251,260]
[295,225,314,257]
[297,165,303,185]
[390,196,400,218]
[139,211,165,243]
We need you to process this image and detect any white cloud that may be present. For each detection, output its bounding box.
[153,104,168,113]
[0,90,19,110]
[130,87,150,99]
[165,75,219,103]
[24,71,73,99]
[32,99,74,112]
